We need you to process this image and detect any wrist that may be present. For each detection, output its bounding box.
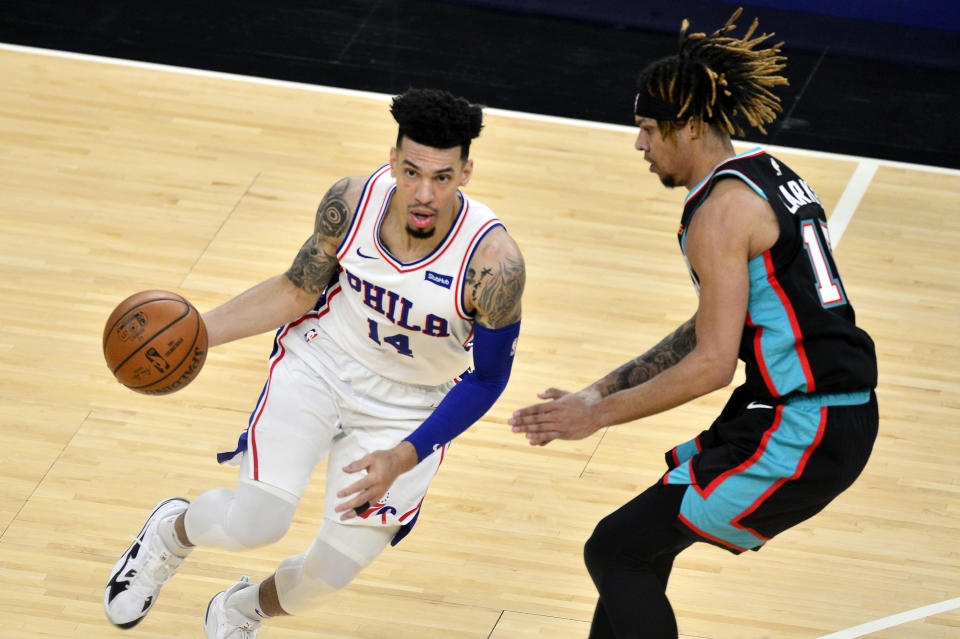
[392,441,419,472]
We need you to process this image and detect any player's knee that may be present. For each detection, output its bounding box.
[584,515,621,581]
[186,486,296,551]
[225,502,294,549]
[225,518,291,549]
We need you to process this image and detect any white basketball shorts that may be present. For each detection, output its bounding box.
[235,322,455,531]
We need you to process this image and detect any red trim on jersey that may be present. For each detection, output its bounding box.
[693,405,785,499]
[338,166,392,260]
[677,513,749,553]
[454,218,503,320]
[375,194,472,273]
[730,405,828,541]
[763,252,816,393]
[247,284,343,480]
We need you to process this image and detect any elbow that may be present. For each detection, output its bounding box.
[709,355,738,391]
[714,363,737,390]
[692,349,737,394]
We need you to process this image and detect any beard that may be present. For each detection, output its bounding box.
[405,225,436,239]
[659,174,679,188]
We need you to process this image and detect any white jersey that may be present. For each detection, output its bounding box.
[308,164,503,386]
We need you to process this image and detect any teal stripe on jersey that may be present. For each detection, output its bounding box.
[747,254,809,396]
[673,438,700,466]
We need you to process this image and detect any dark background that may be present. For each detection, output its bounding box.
[4,0,959,168]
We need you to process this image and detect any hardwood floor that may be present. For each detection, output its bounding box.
[1,46,958,639]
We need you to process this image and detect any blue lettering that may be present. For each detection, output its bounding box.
[350,274,454,338]
[346,270,362,291]
[385,290,399,323]
[396,297,421,331]
[363,281,386,313]
[423,314,449,337]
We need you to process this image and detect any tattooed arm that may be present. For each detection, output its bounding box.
[510,186,754,445]
[590,316,697,398]
[203,177,360,347]
[463,226,525,328]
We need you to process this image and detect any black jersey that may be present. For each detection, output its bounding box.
[678,148,877,400]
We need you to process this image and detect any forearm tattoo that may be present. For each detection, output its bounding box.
[468,254,525,328]
[600,316,697,397]
[285,178,352,295]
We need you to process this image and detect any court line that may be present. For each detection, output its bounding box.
[826,160,878,247]
[3,41,960,177]
[816,596,960,638]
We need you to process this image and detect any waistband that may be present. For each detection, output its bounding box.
[784,389,872,408]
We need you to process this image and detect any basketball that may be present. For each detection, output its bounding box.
[102,290,208,395]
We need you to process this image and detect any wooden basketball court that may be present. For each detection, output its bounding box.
[1,45,957,638]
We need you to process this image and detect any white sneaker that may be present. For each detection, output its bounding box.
[204,576,262,638]
[103,497,189,628]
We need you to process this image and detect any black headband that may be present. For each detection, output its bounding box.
[633,90,686,121]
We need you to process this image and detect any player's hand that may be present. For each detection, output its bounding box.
[335,442,418,521]
[508,387,602,446]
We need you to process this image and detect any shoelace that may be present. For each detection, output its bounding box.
[125,533,181,599]
[226,621,257,639]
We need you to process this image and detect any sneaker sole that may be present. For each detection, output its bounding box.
[103,497,189,628]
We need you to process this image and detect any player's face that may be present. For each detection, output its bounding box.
[634,116,687,188]
[390,137,473,239]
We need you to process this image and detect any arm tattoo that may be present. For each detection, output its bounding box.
[314,177,351,237]
[285,178,352,295]
[599,316,698,397]
[472,255,525,328]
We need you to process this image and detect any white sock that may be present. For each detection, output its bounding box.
[156,514,192,558]
[227,581,268,620]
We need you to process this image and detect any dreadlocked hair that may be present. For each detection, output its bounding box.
[637,7,788,137]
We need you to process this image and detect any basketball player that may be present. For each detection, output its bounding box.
[509,10,878,638]
[104,88,524,638]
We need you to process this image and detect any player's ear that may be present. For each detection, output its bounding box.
[459,158,474,187]
[389,147,398,176]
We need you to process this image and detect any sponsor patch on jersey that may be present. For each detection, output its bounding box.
[425,270,452,289]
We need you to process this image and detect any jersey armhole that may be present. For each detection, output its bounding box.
[336,165,390,259]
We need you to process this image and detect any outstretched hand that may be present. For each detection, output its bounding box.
[335,442,418,521]
[508,387,602,446]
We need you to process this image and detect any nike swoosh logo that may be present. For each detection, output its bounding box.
[356,247,378,259]
[746,401,773,410]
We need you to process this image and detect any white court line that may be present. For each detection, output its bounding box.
[4,36,959,639]
[826,160,878,247]
[3,42,960,177]
[816,596,960,639]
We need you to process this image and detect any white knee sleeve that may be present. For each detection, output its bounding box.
[184,481,296,551]
[275,522,397,615]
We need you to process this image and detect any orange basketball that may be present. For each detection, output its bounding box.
[103,290,208,395]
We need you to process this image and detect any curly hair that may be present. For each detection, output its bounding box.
[390,88,484,160]
[634,7,788,137]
